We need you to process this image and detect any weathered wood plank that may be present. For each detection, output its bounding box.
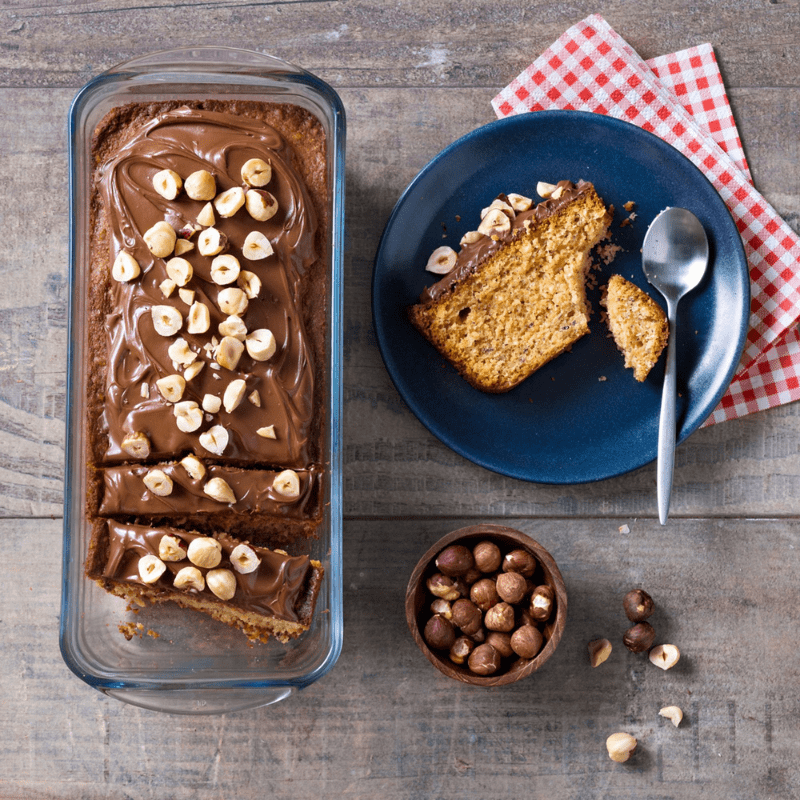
[0,1,797,90]
[3,517,799,798]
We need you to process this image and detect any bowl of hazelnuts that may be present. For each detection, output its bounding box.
[405,524,567,686]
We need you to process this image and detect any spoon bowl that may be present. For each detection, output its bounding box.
[642,208,710,525]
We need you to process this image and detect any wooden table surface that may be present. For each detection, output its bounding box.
[2,1,799,798]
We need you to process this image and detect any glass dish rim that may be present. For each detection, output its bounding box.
[60,47,345,697]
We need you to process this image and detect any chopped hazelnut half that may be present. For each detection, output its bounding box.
[659,705,683,727]
[152,169,182,200]
[174,565,205,592]
[214,186,246,218]
[138,554,167,584]
[206,568,237,601]
[112,251,141,282]
[230,544,261,574]
[143,469,173,497]
[273,469,300,498]
[241,158,272,187]
[184,169,216,201]
[204,477,236,504]
[143,221,176,258]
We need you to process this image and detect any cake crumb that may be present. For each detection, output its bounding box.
[597,242,623,264]
[623,201,636,212]
[598,375,607,381]
[619,523,631,534]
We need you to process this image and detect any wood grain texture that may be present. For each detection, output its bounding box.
[1,2,800,796]
[0,1,797,89]
[3,518,800,799]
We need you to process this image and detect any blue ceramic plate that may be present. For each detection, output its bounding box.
[372,111,749,484]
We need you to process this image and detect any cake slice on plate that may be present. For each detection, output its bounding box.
[409,181,611,393]
[603,274,669,382]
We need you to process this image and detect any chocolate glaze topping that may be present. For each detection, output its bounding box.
[419,181,592,304]
[103,520,313,622]
[99,463,318,518]
[97,106,318,469]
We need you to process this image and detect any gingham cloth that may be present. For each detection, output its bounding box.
[492,14,800,425]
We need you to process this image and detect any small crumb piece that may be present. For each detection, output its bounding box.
[598,375,607,382]
[623,201,636,212]
[619,524,630,534]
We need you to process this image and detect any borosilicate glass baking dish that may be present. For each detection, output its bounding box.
[60,47,344,715]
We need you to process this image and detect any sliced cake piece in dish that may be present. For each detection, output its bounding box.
[603,274,669,382]
[409,181,611,393]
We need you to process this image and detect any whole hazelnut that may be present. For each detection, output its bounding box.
[623,622,656,653]
[529,585,554,622]
[470,578,499,611]
[510,625,544,659]
[423,614,456,651]
[435,544,474,577]
[468,643,501,676]
[451,599,482,635]
[473,540,502,573]
[484,602,515,632]
[449,636,475,665]
[496,572,527,604]
[485,631,514,658]
[623,589,655,622]
[426,573,460,601]
[503,548,537,577]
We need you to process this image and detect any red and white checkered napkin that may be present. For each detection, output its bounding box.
[492,14,800,425]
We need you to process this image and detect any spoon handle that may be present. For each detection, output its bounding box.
[657,301,678,525]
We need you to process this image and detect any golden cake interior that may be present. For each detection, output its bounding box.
[603,274,669,382]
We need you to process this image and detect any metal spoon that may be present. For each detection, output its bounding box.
[642,208,709,525]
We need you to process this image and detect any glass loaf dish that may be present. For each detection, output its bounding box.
[60,48,344,715]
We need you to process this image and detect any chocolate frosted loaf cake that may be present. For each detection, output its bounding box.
[409,181,611,392]
[84,101,328,641]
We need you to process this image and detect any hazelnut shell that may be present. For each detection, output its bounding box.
[623,589,655,622]
[623,622,656,653]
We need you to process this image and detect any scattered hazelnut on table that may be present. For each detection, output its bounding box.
[473,541,502,573]
[649,644,680,670]
[468,644,501,676]
[435,544,475,577]
[623,622,656,653]
[659,705,683,726]
[588,638,613,667]
[423,614,456,651]
[623,589,655,622]
[606,732,637,763]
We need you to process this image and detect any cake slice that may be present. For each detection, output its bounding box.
[603,275,669,381]
[86,521,324,643]
[409,181,611,392]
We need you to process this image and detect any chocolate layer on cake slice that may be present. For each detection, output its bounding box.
[87,521,323,643]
